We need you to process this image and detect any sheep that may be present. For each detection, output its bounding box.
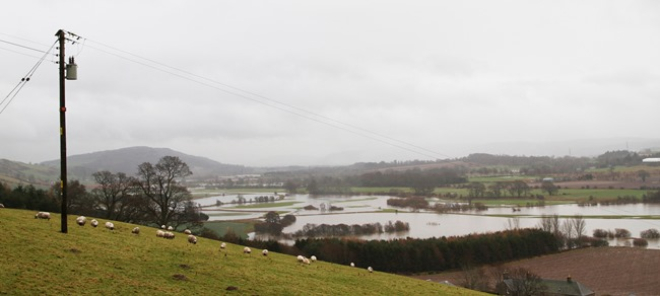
[34,212,51,220]
[302,257,311,265]
[156,230,165,237]
[167,226,174,231]
[243,247,251,254]
[105,222,114,230]
[161,225,166,229]
[183,229,192,235]
[91,219,98,227]
[220,242,227,249]
[367,266,373,273]
[0,203,4,208]
[163,232,175,239]
[297,255,305,263]
[187,234,197,244]
[350,262,355,267]
[310,255,317,262]
[76,216,86,226]
[132,227,140,235]
[262,249,268,256]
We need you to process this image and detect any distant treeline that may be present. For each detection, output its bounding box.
[291,221,410,237]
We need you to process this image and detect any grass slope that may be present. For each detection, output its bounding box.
[0,208,484,295]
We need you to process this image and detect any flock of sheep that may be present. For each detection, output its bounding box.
[31,211,375,273]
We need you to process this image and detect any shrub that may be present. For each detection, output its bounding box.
[592,229,608,238]
[640,228,660,239]
[633,238,648,247]
[614,228,631,238]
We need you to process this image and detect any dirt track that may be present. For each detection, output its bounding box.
[412,247,660,296]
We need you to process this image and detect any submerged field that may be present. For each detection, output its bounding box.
[0,208,484,295]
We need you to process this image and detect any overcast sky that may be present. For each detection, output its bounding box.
[1,1,659,167]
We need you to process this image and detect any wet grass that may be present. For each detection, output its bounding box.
[0,208,483,295]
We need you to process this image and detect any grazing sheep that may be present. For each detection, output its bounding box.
[132,227,140,234]
[163,232,175,239]
[220,242,227,249]
[91,219,98,227]
[183,229,192,235]
[167,226,174,231]
[105,222,114,230]
[35,212,51,220]
[0,203,4,208]
[350,262,355,267]
[367,266,373,273]
[76,216,86,226]
[161,225,166,229]
[262,249,268,256]
[297,255,305,263]
[187,234,197,244]
[243,247,251,254]
[156,230,165,237]
[302,257,311,265]
[310,255,317,262]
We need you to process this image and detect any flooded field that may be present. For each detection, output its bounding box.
[196,193,660,248]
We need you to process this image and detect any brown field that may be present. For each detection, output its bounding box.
[411,247,660,296]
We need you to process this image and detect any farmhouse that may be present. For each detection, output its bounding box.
[497,276,594,296]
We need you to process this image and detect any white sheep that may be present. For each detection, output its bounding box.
[132,227,140,234]
[156,230,165,237]
[163,232,175,239]
[297,255,305,263]
[350,262,355,267]
[105,222,114,230]
[183,229,192,235]
[187,234,197,244]
[34,212,51,220]
[302,257,311,265]
[367,266,373,273]
[76,216,86,226]
[0,203,4,208]
[220,242,227,249]
[91,219,98,227]
[243,247,251,254]
[161,225,166,229]
[167,226,174,231]
[262,249,269,256]
[310,255,317,262]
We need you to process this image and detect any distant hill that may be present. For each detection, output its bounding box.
[39,146,253,180]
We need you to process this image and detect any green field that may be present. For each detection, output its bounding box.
[233,201,302,209]
[0,208,484,295]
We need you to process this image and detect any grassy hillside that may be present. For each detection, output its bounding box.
[0,208,484,295]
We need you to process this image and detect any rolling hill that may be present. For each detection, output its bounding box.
[0,208,484,295]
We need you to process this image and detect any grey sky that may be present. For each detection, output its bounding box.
[1,1,659,166]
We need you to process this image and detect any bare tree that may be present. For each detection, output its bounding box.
[506,217,521,230]
[571,214,587,243]
[136,156,192,227]
[460,263,489,292]
[497,267,547,296]
[92,171,136,220]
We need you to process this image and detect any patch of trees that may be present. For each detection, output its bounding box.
[1,156,208,230]
[386,197,428,209]
[643,190,660,203]
[596,150,643,168]
[254,211,296,235]
[0,183,59,212]
[292,228,559,274]
[292,221,410,237]
[463,153,591,174]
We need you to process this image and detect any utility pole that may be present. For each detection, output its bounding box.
[56,29,68,233]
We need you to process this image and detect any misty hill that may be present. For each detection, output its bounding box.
[40,146,252,179]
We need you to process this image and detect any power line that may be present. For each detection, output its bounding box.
[0,38,47,53]
[0,40,57,115]
[83,38,453,160]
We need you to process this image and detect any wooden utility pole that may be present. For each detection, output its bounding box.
[56,29,68,233]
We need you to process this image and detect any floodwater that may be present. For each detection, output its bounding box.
[196,193,660,249]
